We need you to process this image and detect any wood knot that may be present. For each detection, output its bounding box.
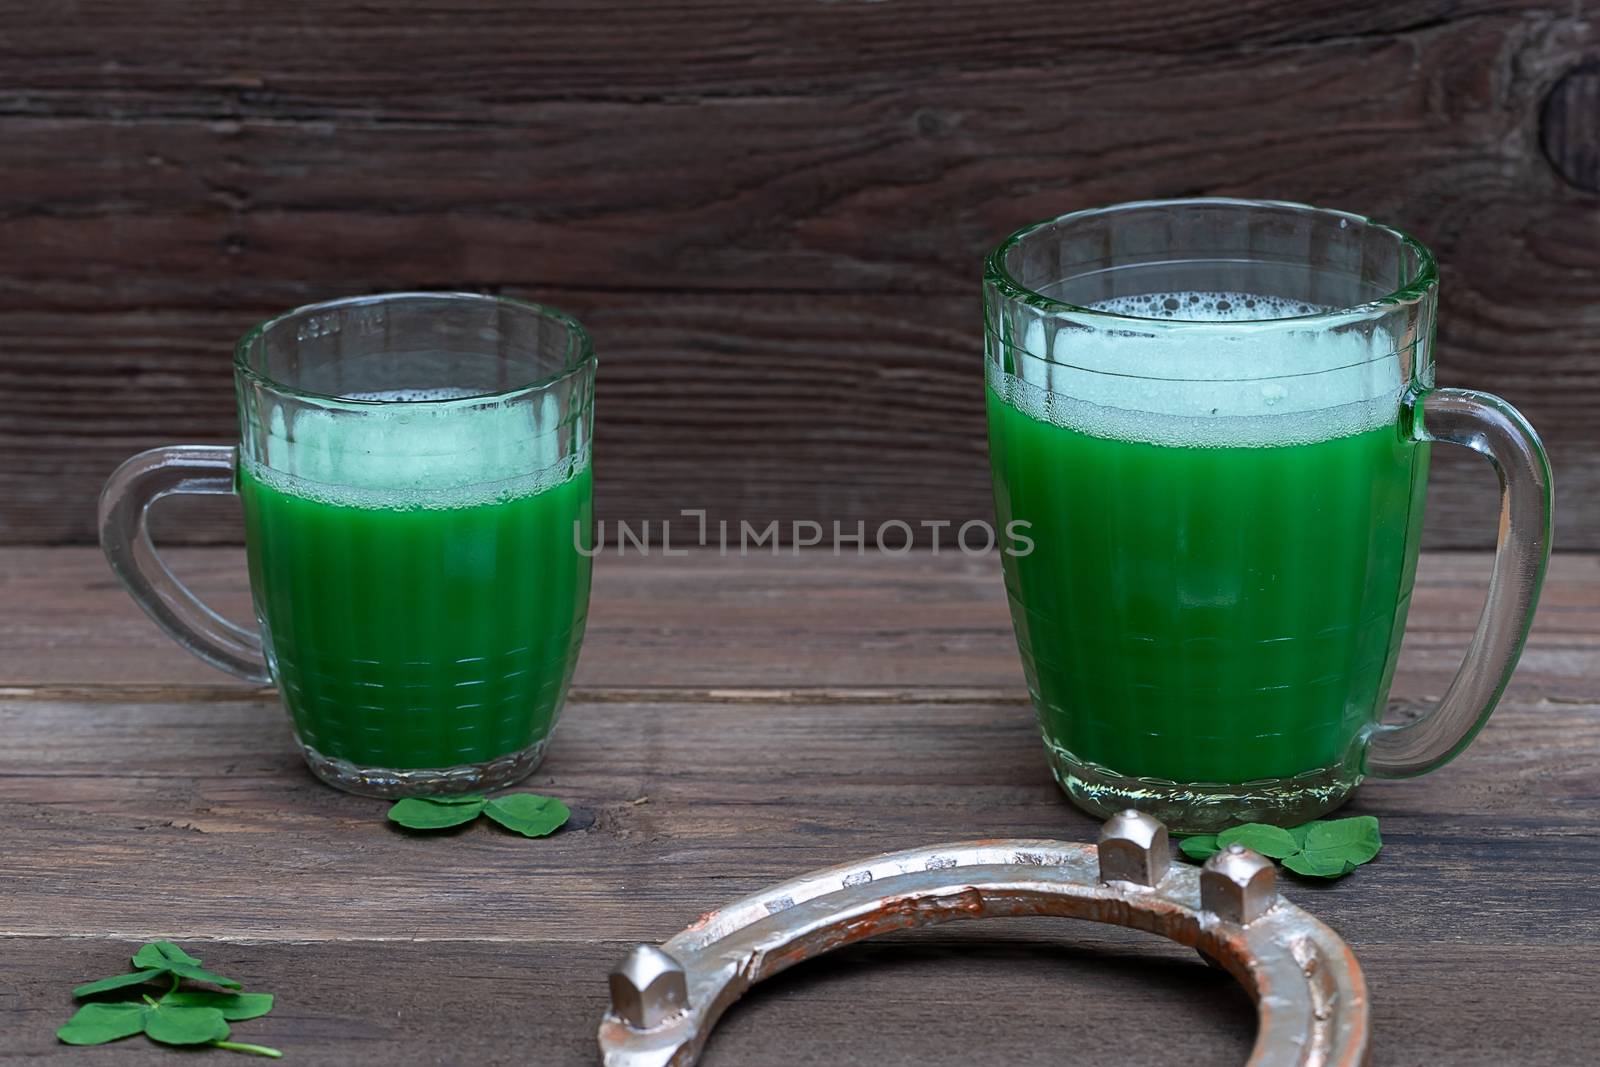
[912,108,953,138]
[1540,63,1600,193]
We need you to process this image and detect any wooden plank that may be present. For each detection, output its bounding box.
[4,548,1598,695]
[0,934,1248,1067]
[0,692,1595,1063]
[0,17,1587,304]
[0,2,1596,546]
[2,541,1596,1062]
[0,694,1595,945]
[4,936,1594,1066]
[0,1,1536,101]
[2,22,1589,304]
[0,298,1586,550]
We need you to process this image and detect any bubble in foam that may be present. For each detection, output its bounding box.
[991,290,1406,448]
[1090,290,1327,322]
[346,387,491,403]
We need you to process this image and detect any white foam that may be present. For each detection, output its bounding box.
[243,388,588,509]
[989,291,1407,447]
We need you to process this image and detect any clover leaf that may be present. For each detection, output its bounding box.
[1283,850,1358,878]
[131,941,242,989]
[1304,816,1382,865]
[162,991,275,1021]
[484,794,571,837]
[57,1002,146,1045]
[141,999,231,1045]
[71,969,168,998]
[58,942,279,1057]
[1177,816,1382,881]
[386,792,571,837]
[1216,823,1298,859]
[387,795,486,830]
[1178,834,1221,862]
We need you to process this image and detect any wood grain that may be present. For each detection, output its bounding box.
[5,548,1599,696]
[0,934,1266,1067]
[0,1,1596,546]
[0,1,1547,101]
[3,937,1594,1066]
[5,296,1583,552]
[0,693,1596,1063]
[1,693,1597,944]
[1,546,1597,1063]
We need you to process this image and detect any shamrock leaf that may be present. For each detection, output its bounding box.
[1176,817,1384,882]
[132,940,242,989]
[72,968,168,998]
[143,1001,231,1045]
[484,793,571,838]
[57,1002,146,1045]
[1303,816,1382,865]
[1178,834,1220,862]
[57,999,233,1048]
[162,990,275,1021]
[1216,823,1299,859]
[1283,850,1358,878]
[385,791,573,838]
[388,796,487,830]
[59,944,280,1057]
[1277,815,1382,880]
[132,941,202,969]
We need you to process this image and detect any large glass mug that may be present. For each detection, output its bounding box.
[983,199,1552,832]
[99,293,596,797]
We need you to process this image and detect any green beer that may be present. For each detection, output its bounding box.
[240,462,591,772]
[238,383,592,776]
[987,287,1430,823]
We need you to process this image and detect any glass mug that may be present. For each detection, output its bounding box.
[100,293,595,796]
[984,199,1552,832]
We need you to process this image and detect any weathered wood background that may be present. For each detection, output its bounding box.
[2,548,1598,1063]
[1,1,1597,547]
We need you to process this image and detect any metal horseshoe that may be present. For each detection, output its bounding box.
[597,811,1369,1066]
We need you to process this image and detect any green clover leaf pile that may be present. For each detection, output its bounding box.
[1179,815,1382,879]
[58,941,279,1057]
[386,792,571,837]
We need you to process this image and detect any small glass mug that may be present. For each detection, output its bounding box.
[100,293,596,797]
[983,199,1552,832]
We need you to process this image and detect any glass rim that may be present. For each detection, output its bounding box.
[233,291,597,407]
[983,197,1439,331]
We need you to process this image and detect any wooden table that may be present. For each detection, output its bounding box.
[3,548,1597,1065]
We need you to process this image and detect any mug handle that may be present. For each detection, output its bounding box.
[1366,389,1553,778]
[98,445,270,683]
